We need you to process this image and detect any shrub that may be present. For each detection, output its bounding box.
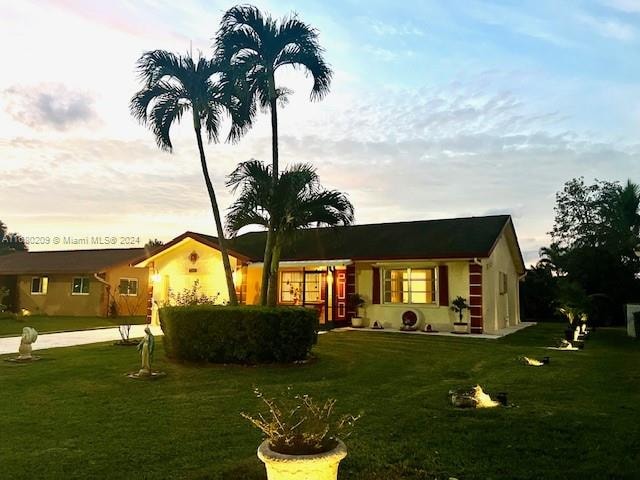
[0,311,16,320]
[242,387,361,455]
[159,305,319,364]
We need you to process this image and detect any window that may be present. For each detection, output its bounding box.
[119,278,138,296]
[383,267,435,304]
[279,271,303,304]
[31,277,48,295]
[304,272,324,303]
[72,277,90,295]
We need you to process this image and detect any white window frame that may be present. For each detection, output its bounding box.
[30,276,48,295]
[383,266,437,305]
[118,278,139,296]
[71,277,90,296]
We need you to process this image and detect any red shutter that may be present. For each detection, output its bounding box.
[438,265,449,306]
[372,267,381,304]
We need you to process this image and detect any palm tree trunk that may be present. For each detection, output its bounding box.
[261,75,280,304]
[193,115,239,306]
[266,236,282,307]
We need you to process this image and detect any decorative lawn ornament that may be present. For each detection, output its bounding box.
[371,320,384,329]
[449,385,501,409]
[422,323,438,333]
[400,310,419,331]
[5,327,41,363]
[127,327,166,380]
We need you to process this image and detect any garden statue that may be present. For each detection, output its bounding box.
[573,326,580,342]
[127,326,165,380]
[137,326,155,376]
[18,327,38,360]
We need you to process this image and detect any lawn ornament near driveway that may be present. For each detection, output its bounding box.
[5,327,41,363]
[18,327,38,360]
[127,326,165,380]
[400,310,419,331]
[449,385,501,409]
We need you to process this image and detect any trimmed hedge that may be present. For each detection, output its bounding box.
[159,305,319,364]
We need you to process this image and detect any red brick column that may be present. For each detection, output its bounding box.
[469,263,483,334]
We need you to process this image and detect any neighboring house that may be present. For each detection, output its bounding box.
[0,248,149,317]
[136,215,525,334]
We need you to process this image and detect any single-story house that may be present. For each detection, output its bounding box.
[0,248,150,317]
[0,215,525,334]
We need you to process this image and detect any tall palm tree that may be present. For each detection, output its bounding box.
[130,50,252,306]
[215,5,333,304]
[226,160,354,306]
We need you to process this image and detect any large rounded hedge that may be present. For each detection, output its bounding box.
[159,305,319,364]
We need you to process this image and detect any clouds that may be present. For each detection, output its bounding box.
[3,84,98,131]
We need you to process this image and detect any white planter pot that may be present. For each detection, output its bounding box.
[257,439,347,480]
[351,317,364,328]
[453,322,468,334]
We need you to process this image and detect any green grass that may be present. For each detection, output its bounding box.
[0,323,638,479]
[0,315,146,337]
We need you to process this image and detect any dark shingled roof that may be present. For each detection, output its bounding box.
[0,248,145,275]
[228,215,515,262]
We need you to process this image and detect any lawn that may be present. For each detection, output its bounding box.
[0,323,638,479]
[0,315,146,337]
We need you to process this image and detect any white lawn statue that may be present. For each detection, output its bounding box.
[18,327,38,360]
[137,326,155,376]
[573,326,581,342]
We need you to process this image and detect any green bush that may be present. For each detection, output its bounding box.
[159,306,319,364]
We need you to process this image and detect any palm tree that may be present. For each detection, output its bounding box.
[130,50,252,306]
[226,160,354,306]
[215,5,332,304]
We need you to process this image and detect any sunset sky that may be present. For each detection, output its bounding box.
[1,0,639,262]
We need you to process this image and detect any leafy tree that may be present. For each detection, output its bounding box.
[520,263,558,321]
[144,238,164,250]
[216,5,332,304]
[0,220,28,254]
[542,177,640,325]
[131,51,251,306]
[226,160,353,306]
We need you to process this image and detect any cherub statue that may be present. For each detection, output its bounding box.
[137,326,155,376]
[18,327,38,360]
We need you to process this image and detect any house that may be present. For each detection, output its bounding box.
[0,215,524,334]
[135,215,525,334]
[0,248,149,317]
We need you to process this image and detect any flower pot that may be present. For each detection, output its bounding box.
[351,317,364,328]
[257,439,347,480]
[453,322,468,334]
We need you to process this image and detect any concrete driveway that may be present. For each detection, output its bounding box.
[0,324,163,356]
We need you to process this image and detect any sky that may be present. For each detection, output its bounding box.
[0,0,639,263]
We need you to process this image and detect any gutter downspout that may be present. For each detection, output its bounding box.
[473,258,482,266]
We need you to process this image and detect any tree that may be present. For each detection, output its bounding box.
[216,5,332,304]
[131,51,251,305]
[226,160,354,306]
[0,220,28,254]
[542,177,640,325]
[145,238,164,249]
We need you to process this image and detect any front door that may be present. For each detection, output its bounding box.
[333,268,347,323]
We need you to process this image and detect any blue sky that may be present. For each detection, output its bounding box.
[0,0,639,262]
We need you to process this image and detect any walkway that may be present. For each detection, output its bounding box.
[0,324,163,356]
[333,321,536,339]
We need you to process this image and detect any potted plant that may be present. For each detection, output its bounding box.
[450,296,469,334]
[348,293,366,328]
[243,388,361,480]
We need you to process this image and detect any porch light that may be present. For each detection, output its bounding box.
[151,272,161,284]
